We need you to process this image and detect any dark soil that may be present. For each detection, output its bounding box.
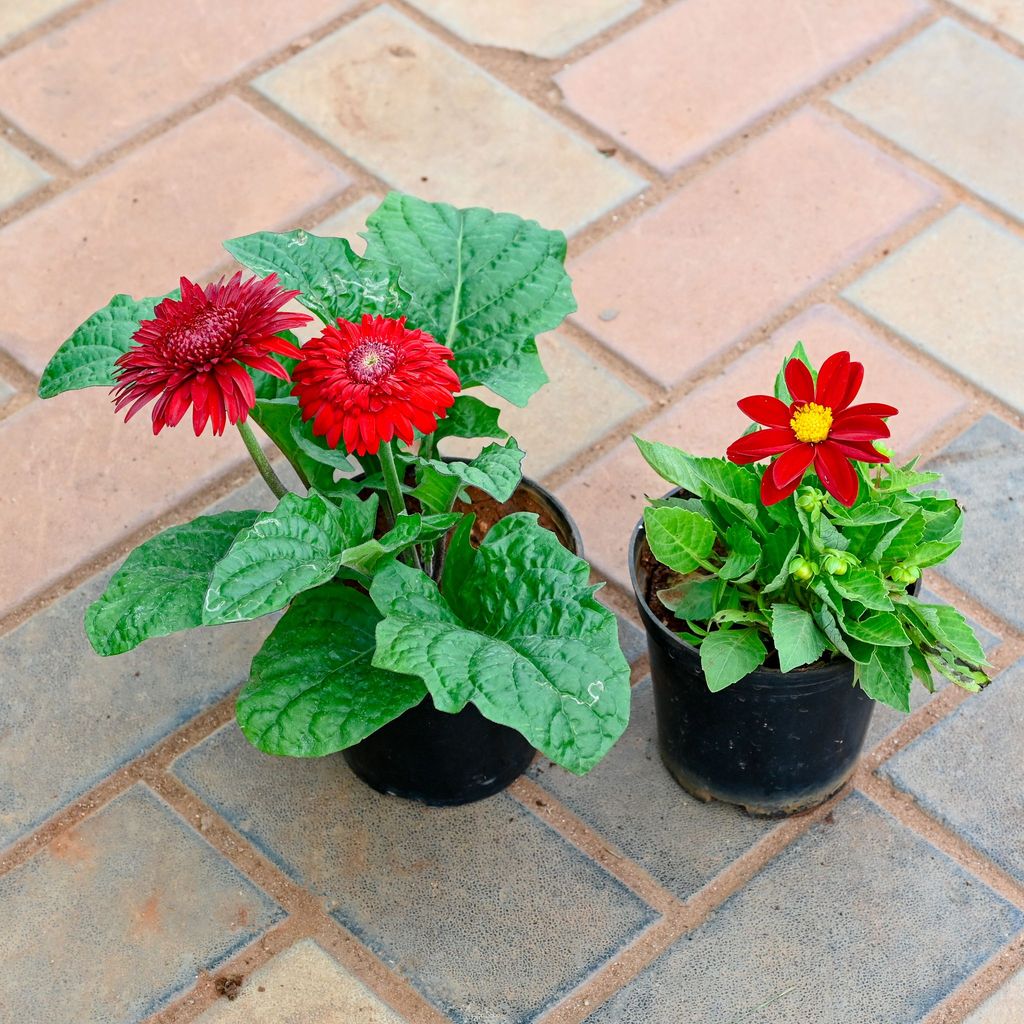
[214,974,244,1001]
[639,540,691,633]
[456,485,569,547]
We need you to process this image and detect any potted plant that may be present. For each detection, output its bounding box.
[629,346,988,816]
[38,191,632,806]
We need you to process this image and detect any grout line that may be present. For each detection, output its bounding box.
[921,933,1024,1024]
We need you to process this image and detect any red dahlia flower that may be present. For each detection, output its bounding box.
[291,314,460,456]
[113,273,310,436]
[726,351,898,507]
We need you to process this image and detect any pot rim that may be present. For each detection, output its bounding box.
[628,499,860,692]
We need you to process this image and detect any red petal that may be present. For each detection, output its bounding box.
[785,358,815,404]
[829,415,891,441]
[815,351,851,408]
[814,444,859,507]
[737,394,792,428]
[836,362,864,412]
[761,466,802,505]
[840,402,898,419]
[771,442,816,488]
[830,439,890,464]
[726,427,795,464]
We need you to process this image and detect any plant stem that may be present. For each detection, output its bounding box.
[237,420,287,500]
[379,440,423,571]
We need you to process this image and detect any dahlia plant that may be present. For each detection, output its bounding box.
[38,192,631,774]
[635,345,989,710]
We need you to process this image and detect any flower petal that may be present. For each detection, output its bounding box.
[737,394,792,428]
[815,351,851,408]
[771,442,816,488]
[761,465,803,505]
[785,357,815,404]
[814,443,859,507]
[829,415,891,441]
[836,361,864,412]
[726,427,795,464]
[830,439,890,464]
[839,402,899,419]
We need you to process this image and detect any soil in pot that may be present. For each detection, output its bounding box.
[632,528,875,817]
[343,473,583,807]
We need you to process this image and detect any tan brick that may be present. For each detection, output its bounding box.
[407,0,640,58]
[950,0,1024,45]
[0,388,249,618]
[443,332,645,478]
[559,303,961,590]
[314,192,384,255]
[255,6,645,235]
[0,0,357,166]
[558,0,922,173]
[0,98,348,377]
[195,940,403,1024]
[0,138,48,209]
[569,109,937,387]
[0,0,75,46]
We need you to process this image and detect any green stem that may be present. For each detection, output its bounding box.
[237,421,287,500]
[379,441,422,571]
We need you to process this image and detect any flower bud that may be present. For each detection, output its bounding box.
[789,556,814,582]
[891,564,921,585]
[823,554,848,576]
[795,487,824,513]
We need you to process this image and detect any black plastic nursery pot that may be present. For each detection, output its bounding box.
[342,473,584,807]
[629,514,874,817]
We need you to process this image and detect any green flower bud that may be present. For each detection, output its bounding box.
[789,556,814,582]
[795,486,825,513]
[891,564,921,585]
[823,554,848,576]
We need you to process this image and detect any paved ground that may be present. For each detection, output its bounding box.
[0,1,1022,1021]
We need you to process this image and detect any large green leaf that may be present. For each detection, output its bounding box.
[85,511,259,656]
[719,523,761,582]
[237,583,426,756]
[770,604,827,673]
[634,437,703,494]
[224,230,407,325]
[412,438,525,510]
[340,512,462,576]
[844,611,911,648]
[432,394,507,444]
[364,192,575,406]
[369,513,630,774]
[699,628,767,691]
[38,290,177,399]
[830,568,894,612]
[643,506,715,575]
[858,646,912,712]
[203,491,377,624]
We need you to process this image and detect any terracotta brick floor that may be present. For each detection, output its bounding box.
[1,1,1023,1022]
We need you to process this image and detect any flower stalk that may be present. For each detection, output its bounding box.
[237,420,288,500]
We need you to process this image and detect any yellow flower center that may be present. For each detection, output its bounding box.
[790,402,833,443]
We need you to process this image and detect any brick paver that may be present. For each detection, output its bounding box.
[4,0,1024,1020]
[845,206,1024,415]
[558,0,923,172]
[570,109,937,386]
[834,20,1024,221]
[254,6,645,236]
[407,0,640,58]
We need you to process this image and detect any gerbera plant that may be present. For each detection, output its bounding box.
[38,191,631,775]
[634,344,989,710]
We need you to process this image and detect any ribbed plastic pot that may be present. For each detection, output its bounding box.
[629,511,877,817]
[343,472,583,806]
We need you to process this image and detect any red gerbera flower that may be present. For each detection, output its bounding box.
[291,314,460,456]
[113,273,311,436]
[726,351,898,507]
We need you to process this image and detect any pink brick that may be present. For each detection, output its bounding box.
[569,110,937,387]
[0,0,357,167]
[558,0,923,174]
[560,303,963,591]
[0,388,249,618]
[0,98,348,377]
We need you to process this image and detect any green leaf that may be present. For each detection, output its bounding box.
[858,646,912,712]
[658,577,717,621]
[634,437,703,493]
[203,491,377,624]
[909,603,988,666]
[289,414,355,472]
[38,290,177,399]
[758,529,800,594]
[773,341,813,404]
[237,583,427,756]
[699,628,767,692]
[224,230,408,325]
[830,568,894,612]
[719,523,761,582]
[884,511,926,563]
[643,506,716,575]
[844,611,911,647]
[433,394,507,444]
[770,604,828,673]
[340,512,462,576]
[85,511,259,656]
[364,192,575,406]
[413,437,525,508]
[369,513,630,774]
